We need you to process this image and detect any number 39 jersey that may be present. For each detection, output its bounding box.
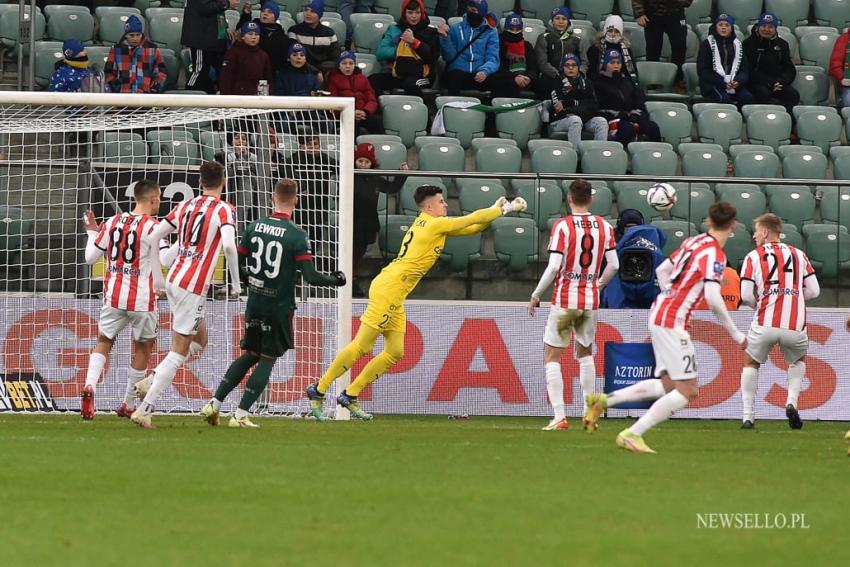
[548,213,616,310]
[93,212,160,311]
[164,195,236,296]
[741,242,815,331]
[237,213,313,310]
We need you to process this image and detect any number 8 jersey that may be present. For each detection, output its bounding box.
[548,212,616,309]
[93,212,160,311]
[741,242,815,331]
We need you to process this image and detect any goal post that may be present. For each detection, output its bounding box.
[0,92,355,419]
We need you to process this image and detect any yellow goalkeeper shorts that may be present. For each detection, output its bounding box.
[360,282,406,334]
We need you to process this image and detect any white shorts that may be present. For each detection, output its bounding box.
[166,283,206,336]
[98,305,158,342]
[746,325,808,365]
[543,307,597,349]
[649,324,698,381]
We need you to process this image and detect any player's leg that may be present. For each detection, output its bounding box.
[782,330,808,429]
[741,324,769,428]
[574,312,598,413]
[542,343,568,430]
[82,333,114,420]
[118,312,158,418]
[228,353,276,428]
[313,323,382,395]
[204,316,264,424]
[339,328,404,420]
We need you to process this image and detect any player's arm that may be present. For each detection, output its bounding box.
[299,258,346,287]
[704,281,746,345]
[445,223,489,236]
[598,248,619,289]
[739,278,757,308]
[83,210,105,265]
[803,272,820,300]
[220,224,242,295]
[655,258,674,291]
[146,215,177,246]
[528,251,562,315]
[148,240,167,291]
[436,197,527,235]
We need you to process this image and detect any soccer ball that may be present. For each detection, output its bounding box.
[646,183,677,211]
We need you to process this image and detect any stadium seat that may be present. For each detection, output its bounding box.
[356,134,402,146]
[492,98,541,150]
[417,142,464,186]
[631,148,679,177]
[86,45,111,69]
[95,132,148,164]
[569,20,598,55]
[616,185,664,222]
[792,66,830,106]
[530,145,578,175]
[414,135,460,152]
[627,141,673,158]
[527,139,573,156]
[148,12,184,52]
[0,9,46,57]
[681,62,700,97]
[352,19,392,53]
[512,179,564,230]
[437,97,485,148]
[685,0,713,28]
[44,5,94,44]
[799,29,839,69]
[590,184,614,217]
[676,142,723,156]
[458,180,507,214]
[741,104,786,121]
[33,41,63,88]
[807,231,850,278]
[439,233,482,272]
[716,182,762,197]
[796,110,843,155]
[745,110,791,151]
[95,6,142,19]
[623,22,646,60]
[733,151,780,179]
[792,104,837,121]
[817,186,850,231]
[382,100,428,148]
[652,220,698,256]
[681,149,728,179]
[768,188,816,231]
[0,206,34,264]
[159,48,179,90]
[765,0,810,27]
[618,0,635,22]
[802,222,849,238]
[670,184,716,224]
[520,0,567,20]
[779,228,805,249]
[724,224,754,269]
[567,0,615,26]
[782,151,828,181]
[372,140,407,169]
[692,102,737,118]
[830,144,850,162]
[399,177,446,214]
[697,108,743,150]
[145,7,182,18]
[378,94,422,108]
[728,144,774,159]
[198,130,226,162]
[147,129,200,166]
[814,0,850,29]
[717,0,762,24]
[794,25,840,40]
[378,214,415,259]
[224,9,240,31]
[491,217,538,272]
[580,146,628,175]
[295,10,343,22]
[636,61,681,99]
[474,144,522,175]
[660,28,700,64]
[576,140,623,156]
[719,188,767,230]
[831,154,850,181]
[470,137,517,151]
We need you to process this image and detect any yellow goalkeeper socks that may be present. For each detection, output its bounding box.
[347,331,404,396]
[317,325,381,395]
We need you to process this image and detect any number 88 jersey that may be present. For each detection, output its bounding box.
[93,212,160,311]
[548,212,616,310]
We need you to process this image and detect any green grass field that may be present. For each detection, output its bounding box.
[2,414,848,566]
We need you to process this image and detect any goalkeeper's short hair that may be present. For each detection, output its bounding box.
[413,185,443,206]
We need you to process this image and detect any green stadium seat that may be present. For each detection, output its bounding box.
[623,22,646,60]
[728,144,774,159]
[474,144,522,175]
[379,214,416,259]
[677,142,723,156]
[779,26,799,60]
[198,130,225,162]
[0,9,46,55]
[682,62,700,97]
[817,186,850,231]
[567,0,615,25]
[590,185,614,217]
[792,65,830,106]
[145,8,183,18]
[521,0,569,20]
[296,10,344,22]
[652,220,698,256]
[0,206,34,263]
[794,25,840,40]
[631,148,679,176]
[733,150,780,179]
[373,140,407,169]
[382,100,428,148]
[437,97,485,148]
[832,155,850,181]
[636,61,682,99]
[96,132,148,164]
[627,141,674,158]
[802,222,849,238]
[352,19,392,53]
[530,145,578,175]
[98,11,145,45]
[158,48,179,90]
[792,105,837,121]
[492,217,538,272]
[492,98,541,150]
[814,0,850,29]
[356,134,402,146]
[686,0,713,28]
[717,0,762,24]
[807,231,850,277]
[469,137,517,151]
[324,18,347,42]
[716,182,762,197]
[86,45,111,69]
[697,108,743,150]
[417,142,464,187]
[782,152,828,181]
[692,102,738,118]
[440,233,482,272]
[512,179,564,231]
[147,130,200,166]
[576,140,623,156]
[648,104,693,150]
[353,52,378,77]
[719,188,767,230]
[33,41,63,88]
[148,12,184,52]
[796,110,843,155]
[799,29,838,69]
[830,144,850,162]
[580,147,628,175]
[766,0,812,27]
[618,0,635,21]
[741,104,786,120]
[768,188,816,231]
[95,6,142,18]
[682,148,728,179]
[617,185,664,222]
[378,94,422,108]
[413,136,460,152]
[724,225,754,269]
[44,5,94,43]
[457,180,507,214]
[670,184,716,224]
[779,228,805,249]
[745,110,791,151]
[224,9,240,32]
[399,177,446,215]
[527,139,573,156]
[777,146,823,159]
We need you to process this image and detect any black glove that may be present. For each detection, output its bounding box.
[332,270,346,286]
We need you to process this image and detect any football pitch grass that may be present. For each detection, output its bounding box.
[2,414,847,566]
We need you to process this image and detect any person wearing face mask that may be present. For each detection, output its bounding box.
[535,6,581,100]
[742,13,798,114]
[492,13,538,97]
[372,0,440,97]
[697,14,753,106]
[594,49,661,146]
[587,15,639,84]
[436,0,500,96]
[548,54,607,146]
[105,15,167,93]
[237,2,292,75]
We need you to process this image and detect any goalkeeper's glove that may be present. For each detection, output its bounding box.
[332,270,347,286]
[491,196,507,210]
[501,197,528,215]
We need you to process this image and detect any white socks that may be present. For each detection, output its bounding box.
[234,408,249,419]
[125,368,145,406]
[211,398,222,411]
[741,366,759,422]
[786,361,805,408]
[630,389,689,436]
[578,356,595,411]
[189,341,203,357]
[85,352,106,389]
[141,351,186,411]
[545,362,566,421]
[607,378,665,408]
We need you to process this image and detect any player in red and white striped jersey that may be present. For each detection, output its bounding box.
[529,180,619,431]
[738,213,820,430]
[131,161,242,428]
[583,202,746,453]
[80,180,166,420]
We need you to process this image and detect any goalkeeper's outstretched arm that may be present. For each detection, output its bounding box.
[439,197,528,235]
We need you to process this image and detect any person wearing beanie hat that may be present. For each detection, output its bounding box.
[743,12,799,114]
[220,17,275,95]
[697,14,753,106]
[492,12,539,97]
[237,1,293,74]
[182,0,241,94]
[633,0,690,91]
[587,14,639,84]
[371,0,439,97]
[276,43,322,96]
[49,39,92,93]
[829,23,850,107]
[548,51,607,147]
[105,14,167,93]
[534,4,581,100]
[326,48,382,134]
[437,0,501,95]
[288,0,341,76]
[594,47,662,146]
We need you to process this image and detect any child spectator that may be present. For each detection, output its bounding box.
[535,6,581,100]
[105,15,167,93]
[326,51,382,135]
[587,15,639,84]
[288,0,341,76]
[372,0,439,97]
[276,43,322,96]
[548,54,607,146]
[493,13,538,97]
[829,26,850,107]
[220,21,275,95]
[223,131,262,233]
[697,14,753,106]
[594,49,661,146]
[237,2,292,75]
[49,40,92,92]
[742,13,798,115]
[436,0,500,95]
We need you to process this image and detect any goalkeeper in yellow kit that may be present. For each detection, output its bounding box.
[305,184,527,420]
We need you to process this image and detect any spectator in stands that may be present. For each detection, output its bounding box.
[436,0,501,96]
[288,0,341,77]
[697,14,753,106]
[535,6,582,100]
[49,40,92,93]
[222,131,261,233]
[548,54,607,146]
[279,130,338,234]
[633,0,689,92]
[587,15,639,84]
[326,51,382,134]
[742,13,798,114]
[237,2,292,76]
[371,0,439,97]
[829,26,850,108]
[339,0,375,49]
[594,49,661,145]
[183,0,240,94]
[220,21,275,95]
[276,43,322,96]
[492,13,538,98]
[105,15,167,94]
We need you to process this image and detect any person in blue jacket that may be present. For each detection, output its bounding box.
[601,209,667,309]
[435,0,500,95]
[276,43,322,96]
[696,13,753,106]
[49,40,91,92]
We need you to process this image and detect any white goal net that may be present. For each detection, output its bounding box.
[0,92,354,418]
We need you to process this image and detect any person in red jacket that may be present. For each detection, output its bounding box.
[325,51,382,134]
[829,28,850,108]
[219,21,275,95]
